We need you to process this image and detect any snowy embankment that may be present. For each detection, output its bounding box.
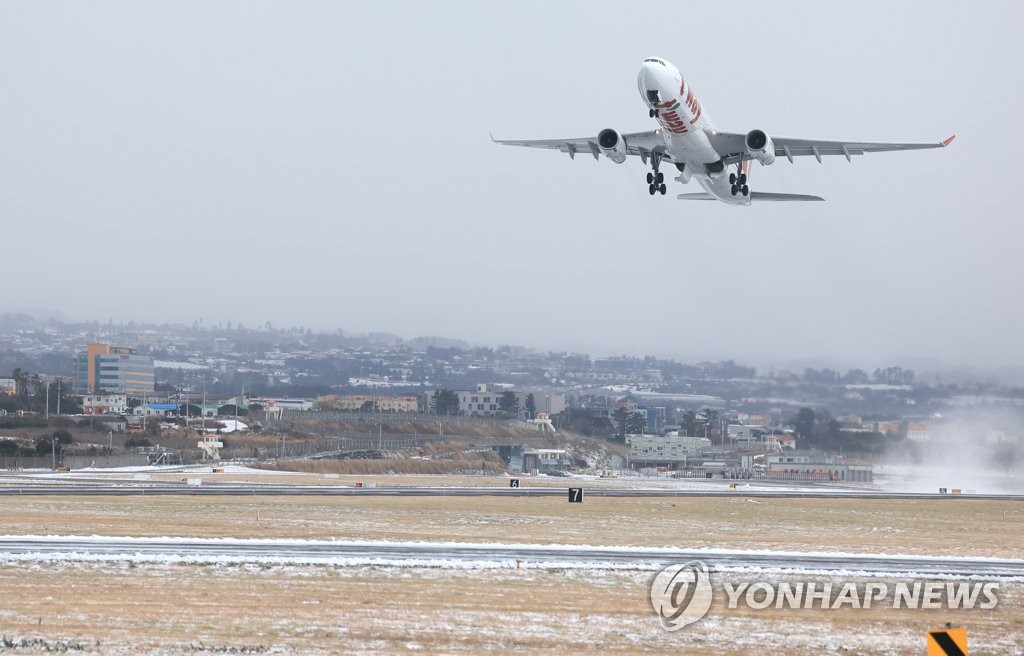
[1,535,1021,579]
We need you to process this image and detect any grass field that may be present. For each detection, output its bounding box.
[0,563,1020,655]
[1,494,1021,557]
[1,489,1022,654]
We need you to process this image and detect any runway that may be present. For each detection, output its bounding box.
[0,484,1021,500]
[1,536,1021,577]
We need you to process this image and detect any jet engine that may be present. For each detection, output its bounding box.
[745,129,776,166]
[597,128,628,164]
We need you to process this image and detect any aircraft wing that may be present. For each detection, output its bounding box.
[707,131,956,165]
[491,131,673,162]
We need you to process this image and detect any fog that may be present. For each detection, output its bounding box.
[2,1,1023,371]
[877,407,1024,493]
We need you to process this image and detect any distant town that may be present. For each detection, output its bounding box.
[0,312,1021,479]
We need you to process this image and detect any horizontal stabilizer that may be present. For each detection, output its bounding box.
[749,192,825,201]
[676,191,825,202]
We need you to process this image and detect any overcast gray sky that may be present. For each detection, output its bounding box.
[1,1,1021,371]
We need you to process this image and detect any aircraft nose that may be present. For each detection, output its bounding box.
[638,62,660,90]
[638,59,674,106]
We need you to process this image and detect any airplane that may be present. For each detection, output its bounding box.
[492,57,955,204]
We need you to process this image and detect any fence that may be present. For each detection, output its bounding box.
[276,436,421,460]
[277,410,529,429]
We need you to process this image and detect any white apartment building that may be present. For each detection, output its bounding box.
[627,434,712,465]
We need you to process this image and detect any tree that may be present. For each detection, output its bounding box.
[11,368,29,399]
[125,436,152,448]
[145,415,163,436]
[0,440,18,456]
[44,382,82,415]
[430,389,459,415]
[51,429,74,445]
[34,437,52,456]
[680,410,698,437]
[700,408,720,441]
[793,408,816,442]
[626,411,648,435]
[841,369,869,385]
[497,390,519,416]
[360,400,376,412]
[30,374,45,399]
[524,393,536,420]
[611,407,629,438]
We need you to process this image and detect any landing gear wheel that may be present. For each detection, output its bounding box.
[731,184,738,196]
[649,184,657,195]
[738,173,747,186]
[741,185,749,196]
[659,184,667,195]
[654,109,660,117]
[646,172,654,184]
[729,173,737,185]
[649,109,655,118]
[655,172,664,184]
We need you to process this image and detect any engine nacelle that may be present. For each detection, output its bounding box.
[597,128,628,164]
[745,129,776,166]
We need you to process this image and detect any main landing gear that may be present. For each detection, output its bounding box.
[648,108,660,118]
[647,170,665,195]
[729,166,749,197]
[647,154,667,195]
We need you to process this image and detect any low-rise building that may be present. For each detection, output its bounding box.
[0,378,16,396]
[133,403,178,417]
[628,434,712,468]
[766,450,873,482]
[319,394,420,412]
[492,445,572,473]
[727,424,766,444]
[79,393,128,415]
[457,384,565,418]
[67,414,127,432]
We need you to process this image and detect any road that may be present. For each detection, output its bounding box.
[0,484,1021,500]
[1,536,1021,576]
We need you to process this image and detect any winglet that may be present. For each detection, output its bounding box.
[941,134,956,147]
[489,131,496,142]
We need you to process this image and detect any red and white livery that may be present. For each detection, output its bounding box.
[494,57,954,205]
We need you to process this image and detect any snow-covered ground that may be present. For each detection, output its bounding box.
[2,535,1020,579]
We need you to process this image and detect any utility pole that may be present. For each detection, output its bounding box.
[45,383,49,420]
[56,379,61,416]
[51,435,56,470]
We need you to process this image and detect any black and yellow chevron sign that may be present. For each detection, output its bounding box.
[927,627,967,656]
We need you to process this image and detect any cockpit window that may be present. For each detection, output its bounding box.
[644,58,666,66]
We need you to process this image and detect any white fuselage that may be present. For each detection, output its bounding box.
[637,58,749,205]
